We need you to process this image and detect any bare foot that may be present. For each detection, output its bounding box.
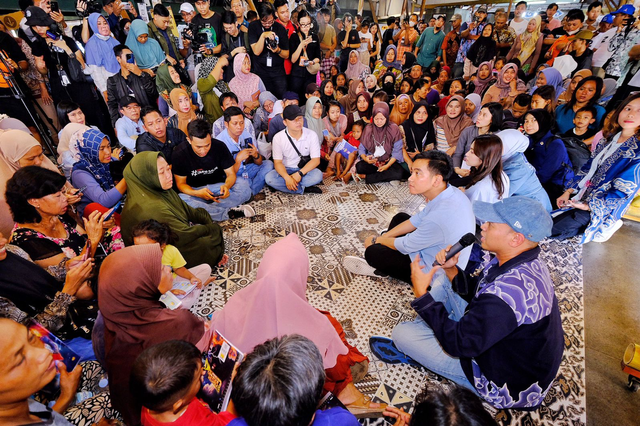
[342,173,352,184]
[324,168,335,178]
[217,254,229,267]
[337,383,385,409]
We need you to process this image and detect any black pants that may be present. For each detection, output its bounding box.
[543,182,565,210]
[356,161,405,184]
[551,209,591,240]
[364,212,412,283]
[289,73,315,101]
[261,72,288,99]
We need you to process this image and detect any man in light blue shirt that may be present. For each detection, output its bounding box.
[344,150,475,283]
[217,106,274,195]
[212,92,256,137]
[114,96,145,153]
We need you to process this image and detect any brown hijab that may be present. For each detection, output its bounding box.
[360,102,403,163]
[169,88,197,136]
[339,79,362,116]
[434,95,473,148]
[99,244,204,426]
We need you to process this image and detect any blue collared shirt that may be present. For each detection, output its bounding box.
[115,116,145,153]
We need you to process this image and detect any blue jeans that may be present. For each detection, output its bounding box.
[239,160,274,195]
[265,167,323,195]
[392,272,476,391]
[179,179,252,221]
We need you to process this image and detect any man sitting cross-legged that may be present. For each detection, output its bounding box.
[172,119,255,220]
[344,151,475,283]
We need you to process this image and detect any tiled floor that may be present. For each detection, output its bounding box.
[192,178,587,425]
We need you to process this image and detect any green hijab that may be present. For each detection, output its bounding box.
[156,64,191,108]
[121,152,225,268]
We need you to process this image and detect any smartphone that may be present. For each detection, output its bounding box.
[126,53,135,64]
[82,240,92,262]
[103,200,122,221]
[75,185,87,195]
[122,2,131,10]
[50,1,59,13]
[45,31,59,41]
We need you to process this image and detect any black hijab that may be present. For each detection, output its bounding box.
[467,23,497,68]
[381,72,397,98]
[403,52,417,72]
[401,102,436,152]
[525,109,554,143]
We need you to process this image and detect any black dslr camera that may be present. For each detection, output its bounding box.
[182,23,209,64]
[265,36,278,50]
[77,0,103,18]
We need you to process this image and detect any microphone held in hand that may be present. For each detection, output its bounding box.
[432,233,477,267]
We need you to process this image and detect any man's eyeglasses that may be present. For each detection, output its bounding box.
[261,16,274,26]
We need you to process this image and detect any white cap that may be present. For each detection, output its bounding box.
[179,3,195,13]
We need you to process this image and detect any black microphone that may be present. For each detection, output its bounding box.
[432,233,477,267]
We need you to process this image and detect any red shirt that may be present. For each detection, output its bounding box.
[277,19,296,74]
[141,399,237,426]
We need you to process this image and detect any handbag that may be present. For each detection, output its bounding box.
[285,130,311,169]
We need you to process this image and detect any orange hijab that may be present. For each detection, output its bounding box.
[169,88,197,136]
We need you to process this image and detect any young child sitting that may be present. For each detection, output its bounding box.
[561,106,598,144]
[323,101,348,178]
[131,340,235,426]
[335,120,365,184]
[335,86,348,104]
[132,219,213,309]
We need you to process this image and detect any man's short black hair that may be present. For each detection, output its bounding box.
[130,340,202,412]
[514,93,532,107]
[141,106,162,122]
[566,9,585,22]
[257,2,275,19]
[246,10,257,21]
[372,89,389,103]
[547,3,559,11]
[416,78,431,90]
[515,1,527,8]
[320,8,330,17]
[113,44,129,58]
[224,106,244,123]
[412,150,454,183]
[336,85,349,95]
[387,16,395,26]
[219,92,239,107]
[587,1,602,12]
[187,118,211,139]
[231,335,324,426]
[222,10,237,25]
[352,119,366,130]
[273,0,288,10]
[6,167,67,224]
[153,3,170,17]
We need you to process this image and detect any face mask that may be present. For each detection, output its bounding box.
[567,28,580,35]
[409,21,416,27]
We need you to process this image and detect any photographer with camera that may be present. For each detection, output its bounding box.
[106,44,158,127]
[248,2,290,99]
[289,10,321,101]
[192,0,223,56]
[220,10,250,81]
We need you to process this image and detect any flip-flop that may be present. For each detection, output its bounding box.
[369,336,422,368]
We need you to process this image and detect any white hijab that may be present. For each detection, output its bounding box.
[498,129,530,160]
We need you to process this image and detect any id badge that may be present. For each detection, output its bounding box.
[59,69,71,86]
[373,145,385,158]
[266,55,273,67]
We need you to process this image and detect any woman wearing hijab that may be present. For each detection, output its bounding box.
[364,74,379,96]
[356,102,405,183]
[155,63,192,112]
[496,129,552,211]
[402,52,417,76]
[121,151,225,269]
[400,101,435,171]
[125,19,165,73]
[523,109,574,208]
[464,93,482,123]
[211,233,382,412]
[345,50,371,82]
[507,16,543,75]
[433,95,474,155]
[197,56,230,123]
[99,244,209,426]
[253,91,277,136]
[167,88,202,136]
[71,129,126,218]
[346,91,372,130]
[471,61,495,97]
[372,45,402,85]
[557,69,591,105]
[339,79,364,116]
[482,63,527,109]
[464,23,497,80]
[83,13,120,96]
[57,123,89,179]
[389,94,412,126]
[229,53,265,118]
[529,67,565,101]
[0,130,77,237]
[305,96,327,161]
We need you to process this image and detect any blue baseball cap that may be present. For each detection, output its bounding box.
[611,4,636,15]
[602,14,614,24]
[473,197,553,243]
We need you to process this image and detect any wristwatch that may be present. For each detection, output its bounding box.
[296,170,305,178]
[371,236,377,245]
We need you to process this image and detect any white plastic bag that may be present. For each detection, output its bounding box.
[256,132,271,160]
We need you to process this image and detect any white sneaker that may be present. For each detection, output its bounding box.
[343,256,378,277]
[592,219,623,243]
[238,204,256,218]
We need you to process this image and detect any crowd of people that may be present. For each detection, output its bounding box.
[1,0,640,425]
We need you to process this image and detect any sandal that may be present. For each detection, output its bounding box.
[346,393,386,419]
[369,336,422,368]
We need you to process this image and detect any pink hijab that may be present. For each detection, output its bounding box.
[210,233,348,369]
[228,52,261,109]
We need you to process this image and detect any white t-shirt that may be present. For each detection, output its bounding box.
[358,31,373,52]
[272,127,321,169]
[509,18,529,36]
[591,28,617,67]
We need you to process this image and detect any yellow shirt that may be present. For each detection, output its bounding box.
[162,244,187,277]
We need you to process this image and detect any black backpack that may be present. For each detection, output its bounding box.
[558,135,591,174]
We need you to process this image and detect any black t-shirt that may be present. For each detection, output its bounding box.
[192,12,223,46]
[30,34,79,96]
[136,128,187,164]
[337,29,359,60]
[288,31,321,77]
[248,20,290,76]
[172,138,235,188]
[551,27,569,38]
[0,32,26,64]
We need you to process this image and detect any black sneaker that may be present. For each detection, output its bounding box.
[303,186,323,194]
[228,210,245,219]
